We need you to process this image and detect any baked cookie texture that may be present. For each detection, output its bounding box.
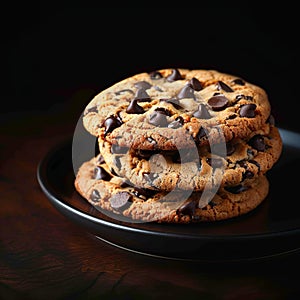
[75,68,283,223]
[75,154,270,223]
[98,125,282,191]
[83,68,272,150]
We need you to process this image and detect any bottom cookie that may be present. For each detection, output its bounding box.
[74,154,269,223]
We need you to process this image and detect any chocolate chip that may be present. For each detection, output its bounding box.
[177,200,197,217]
[120,181,131,188]
[208,95,229,111]
[133,187,156,199]
[110,168,119,176]
[248,135,266,151]
[115,89,134,96]
[109,192,132,210]
[126,99,145,114]
[149,70,163,80]
[177,85,195,100]
[168,116,184,129]
[193,104,212,119]
[208,200,217,208]
[134,81,152,90]
[114,156,122,170]
[90,189,101,202]
[225,184,249,194]
[147,137,157,145]
[143,172,158,185]
[166,69,182,82]
[187,77,203,91]
[239,104,256,118]
[133,89,151,102]
[154,86,163,92]
[103,115,122,135]
[226,142,235,156]
[206,157,223,168]
[111,144,128,154]
[97,155,105,164]
[195,127,207,141]
[217,81,234,92]
[84,106,98,115]
[232,78,245,85]
[249,159,261,171]
[242,170,254,181]
[226,114,237,120]
[93,166,112,181]
[160,98,182,109]
[149,110,168,127]
[236,94,253,101]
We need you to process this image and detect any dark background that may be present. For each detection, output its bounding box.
[4,3,300,132]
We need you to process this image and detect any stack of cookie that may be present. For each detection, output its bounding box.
[75,68,282,223]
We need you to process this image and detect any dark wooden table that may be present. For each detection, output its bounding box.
[1,99,300,300]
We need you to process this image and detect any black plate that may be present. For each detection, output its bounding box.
[37,128,300,263]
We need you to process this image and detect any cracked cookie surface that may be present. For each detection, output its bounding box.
[83,68,272,150]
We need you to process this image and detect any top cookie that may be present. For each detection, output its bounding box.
[83,68,271,150]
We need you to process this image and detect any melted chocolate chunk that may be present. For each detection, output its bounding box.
[134,89,151,102]
[248,135,266,151]
[111,144,128,154]
[109,192,132,210]
[90,189,101,202]
[207,95,229,111]
[134,81,152,90]
[187,77,203,91]
[177,200,197,217]
[235,94,253,101]
[115,89,134,95]
[149,70,163,80]
[232,78,245,85]
[103,115,122,135]
[193,104,212,119]
[225,184,249,194]
[217,81,234,92]
[126,99,145,114]
[239,104,256,118]
[93,166,112,181]
[166,69,183,82]
[149,110,169,127]
[177,85,195,99]
[168,116,184,129]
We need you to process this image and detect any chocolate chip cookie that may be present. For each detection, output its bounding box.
[97,125,282,191]
[74,153,270,223]
[83,68,272,150]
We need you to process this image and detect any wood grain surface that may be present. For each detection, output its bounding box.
[1,104,300,300]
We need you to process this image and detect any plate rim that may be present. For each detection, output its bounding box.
[37,130,300,241]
